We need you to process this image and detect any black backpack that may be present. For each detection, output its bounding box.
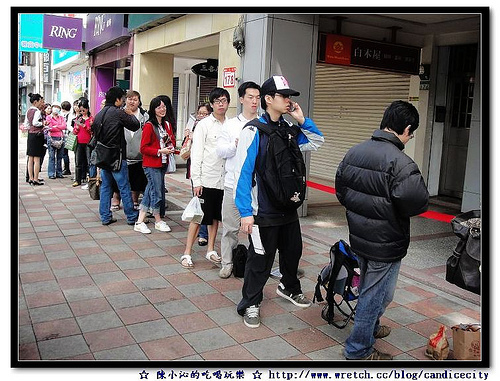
[232,244,248,278]
[250,119,307,211]
[313,240,360,329]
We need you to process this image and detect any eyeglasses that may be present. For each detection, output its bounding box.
[156,104,167,109]
[197,112,209,117]
[213,98,228,105]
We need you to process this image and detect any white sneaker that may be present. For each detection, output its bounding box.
[134,221,151,234]
[81,184,89,190]
[155,221,172,232]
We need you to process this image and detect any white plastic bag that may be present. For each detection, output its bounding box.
[181,196,204,224]
[166,153,176,173]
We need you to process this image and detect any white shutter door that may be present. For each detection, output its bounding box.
[310,64,411,182]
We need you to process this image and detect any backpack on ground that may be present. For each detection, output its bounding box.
[232,244,248,278]
[250,120,307,211]
[313,239,360,329]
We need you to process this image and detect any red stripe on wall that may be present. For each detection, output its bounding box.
[307,181,455,223]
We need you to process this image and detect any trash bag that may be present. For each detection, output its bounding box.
[445,210,481,295]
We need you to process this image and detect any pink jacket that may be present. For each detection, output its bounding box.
[46,114,67,138]
[73,116,93,144]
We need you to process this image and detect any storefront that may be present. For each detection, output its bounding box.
[86,13,132,114]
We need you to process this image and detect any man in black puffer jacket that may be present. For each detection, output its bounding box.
[335,100,429,360]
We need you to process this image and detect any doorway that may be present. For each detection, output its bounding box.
[438,44,477,199]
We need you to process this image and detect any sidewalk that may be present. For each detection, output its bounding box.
[17,132,480,362]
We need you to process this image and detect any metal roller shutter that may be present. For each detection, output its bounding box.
[310,64,411,182]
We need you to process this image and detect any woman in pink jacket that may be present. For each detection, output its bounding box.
[72,98,93,187]
[45,104,67,179]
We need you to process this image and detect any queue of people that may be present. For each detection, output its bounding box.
[23,76,429,362]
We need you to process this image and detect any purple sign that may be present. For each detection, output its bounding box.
[86,14,128,52]
[95,67,114,114]
[43,15,83,51]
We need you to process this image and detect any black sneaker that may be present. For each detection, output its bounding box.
[276,283,311,308]
[62,169,71,175]
[102,218,117,226]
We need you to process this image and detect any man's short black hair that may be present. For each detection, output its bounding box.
[105,86,126,104]
[60,101,71,111]
[209,87,230,104]
[238,81,260,98]
[260,92,276,111]
[380,100,419,135]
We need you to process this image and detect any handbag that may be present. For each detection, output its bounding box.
[180,136,192,160]
[88,173,101,200]
[94,142,122,172]
[64,133,77,151]
[50,137,64,149]
[166,153,176,173]
[445,210,481,295]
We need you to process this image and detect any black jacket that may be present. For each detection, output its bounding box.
[335,129,429,262]
[93,104,140,154]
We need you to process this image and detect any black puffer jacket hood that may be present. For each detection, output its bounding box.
[335,129,429,262]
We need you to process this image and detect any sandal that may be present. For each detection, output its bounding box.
[180,254,194,269]
[198,237,208,246]
[205,251,221,264]
[110,204,121,212]
[133,203,140,211]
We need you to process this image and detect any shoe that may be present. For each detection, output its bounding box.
[102,218,117,226]
[32,181,44,186]
[49,176,56,179]
[154,221,171,232]
[38,178,44,182]
[347,349,393,361]
[62,169,71,175]
[72,181,80,187]
[81,184,89,190]
[243,305,260,328]
[134,222,151,234]
[133,203,140,211]
[219,264,233,279]
[276,283,311,308]
[56,175,65,178]
[110,204,120,212]
[180,254,194,269]
[206,251,222,264]
[198,237,208,246]
[374,325,391,339]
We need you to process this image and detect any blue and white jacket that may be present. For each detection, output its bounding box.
[233,112,324,227]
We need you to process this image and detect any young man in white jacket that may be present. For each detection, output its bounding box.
[216,81,261,278]
[181,88,230,269]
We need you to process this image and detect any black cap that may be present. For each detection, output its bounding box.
[261,75,300,97]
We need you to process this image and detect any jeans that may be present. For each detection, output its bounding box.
[141,166,166,215]
[75,143,88,183]
[99,160,138,224]
[198,225,208,240]
[62,148,70,170]
[87,146,96,178]
[344,258,401,359]
[48,138,64,177]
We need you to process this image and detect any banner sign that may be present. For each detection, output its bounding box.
[86,14,128,51]
[19,14,48,53]
[318,33,420,75]
[43,14,83,51]
[52,50,80,69]
[18,65,31,83]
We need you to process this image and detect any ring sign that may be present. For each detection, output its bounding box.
[223,67,236,88]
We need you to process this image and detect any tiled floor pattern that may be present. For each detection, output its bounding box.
[16,134,481,362]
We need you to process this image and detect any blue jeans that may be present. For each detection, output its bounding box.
[141,166,166,215]
[198,225,208,240]
[87,146,96,178]
[99,160,138,224]
[344,257,401,359]
[48,138,64,177]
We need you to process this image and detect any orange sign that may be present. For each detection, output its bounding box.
[325,34,352,66]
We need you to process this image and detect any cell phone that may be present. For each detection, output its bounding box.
[288,101,296,112]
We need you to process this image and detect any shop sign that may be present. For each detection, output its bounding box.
[191,59,218,79]
[19,14,48,53]
[43,14,83,51]
[318,33,420,75]
[18,65,31,83]
[52,50,80,69]
[223,67,236,88]
[86,14,128,51]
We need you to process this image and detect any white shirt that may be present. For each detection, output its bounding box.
[216,113,251,189]
[190,114,227,190]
